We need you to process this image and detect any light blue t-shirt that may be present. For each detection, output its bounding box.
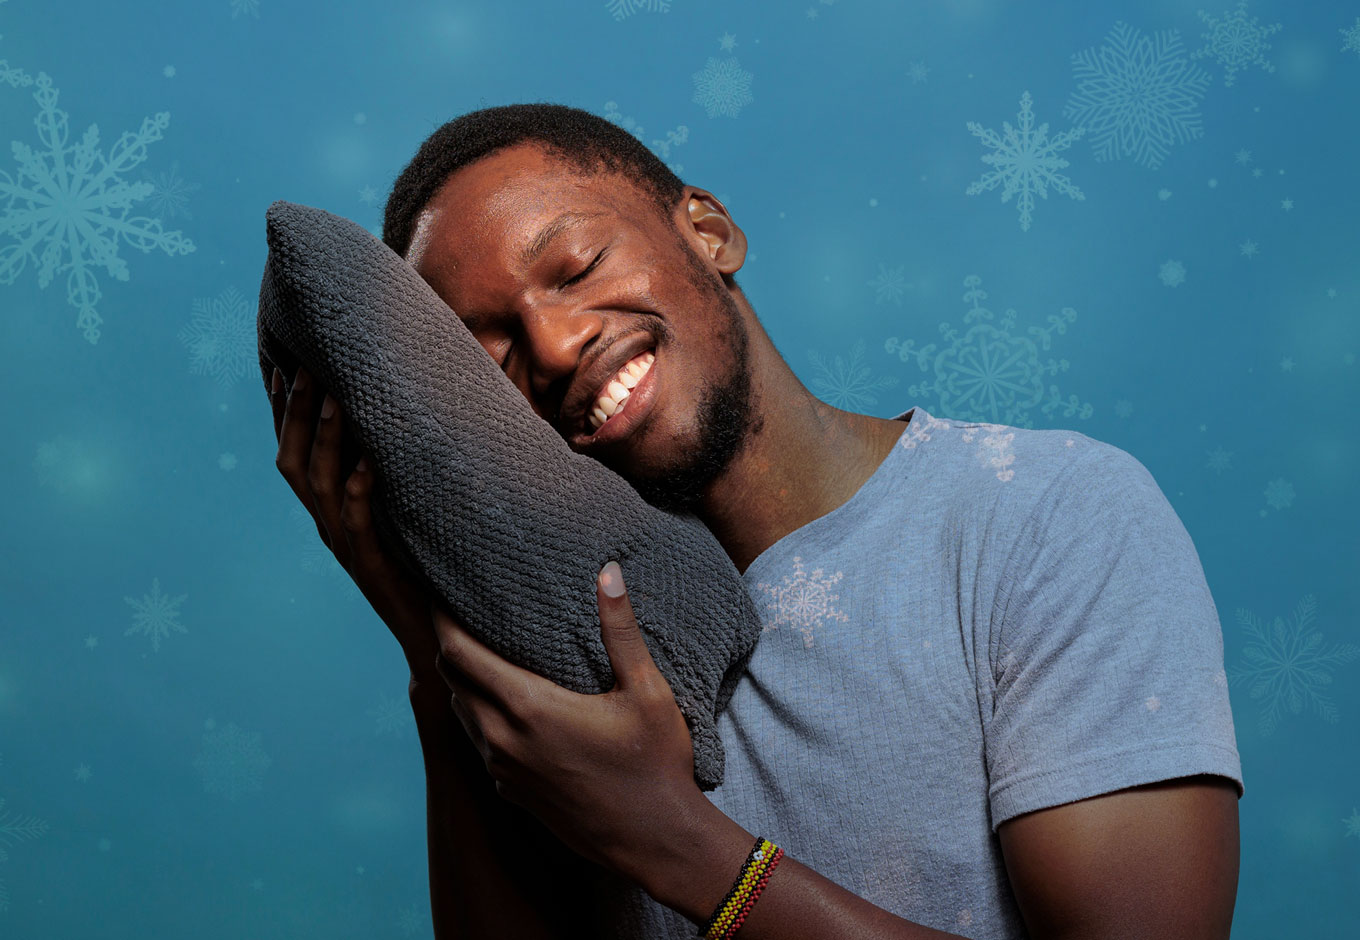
[587,406,1244,939]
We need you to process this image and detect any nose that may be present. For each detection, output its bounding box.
[518,303,605,425]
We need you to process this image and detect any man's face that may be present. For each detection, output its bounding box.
[403,142,757,515]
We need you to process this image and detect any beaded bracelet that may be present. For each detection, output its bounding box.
[699,836,784,939]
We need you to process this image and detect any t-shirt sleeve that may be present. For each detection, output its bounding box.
[983,442,1243,831]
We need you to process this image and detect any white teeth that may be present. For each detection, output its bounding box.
[588,350,654,430]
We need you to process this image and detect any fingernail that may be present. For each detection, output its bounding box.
[600,560,625,597]
[271,368,281,396]
[320,394,336,420]
[294,368,309,391]
[356,455,368,472]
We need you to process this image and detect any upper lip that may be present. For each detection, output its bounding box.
[564,334,656,441]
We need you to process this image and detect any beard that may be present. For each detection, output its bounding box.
[625,243,760,516]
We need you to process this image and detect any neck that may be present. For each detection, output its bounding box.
[696,315,908,576]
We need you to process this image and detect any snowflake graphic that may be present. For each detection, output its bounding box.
[868,262,909,305]
[193,721,273,800]
[908,61,930,84]
[218,452,237,471]
[1205,445,1233,473]
[692,56,754,119]
[961,424,1018,481]
[884,275,1093,428]
[358,184,378,205]
[806,337,900,411]
[605,0,670,20]
[123,577,189,652]
[141,160,200,220]
[1263,477,1294,510]
[1344,808,1360,838]
[1,15,31,91]
[178,286,255,388]
[1192,1,1282,87]
[1063,22,1211,170]
[0,72,196,343]
[399,902,429,936]
[1239,239,1259,257]
[230,0,260,18]
[718,33,737,52]
[1233,147,1252,165]
[367,692,415,739]
[1159,259,1187,287]
[1343,19,1360,56]
[0,771,50,912]
[602,101,688,173]
[1229,595,1360,735]
[1113,398,1134,418]
[750,556,850,649]
[965,91,1086,232]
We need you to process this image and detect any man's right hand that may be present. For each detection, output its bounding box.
[269,365,441,690]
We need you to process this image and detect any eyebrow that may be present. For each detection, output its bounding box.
[520,211,604,269]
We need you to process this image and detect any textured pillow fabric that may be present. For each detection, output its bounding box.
[256,200,763,791]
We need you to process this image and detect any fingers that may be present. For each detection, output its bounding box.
[337,457,440,665]
[272,366,346,564]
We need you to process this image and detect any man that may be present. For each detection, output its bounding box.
[270,103,1242,938]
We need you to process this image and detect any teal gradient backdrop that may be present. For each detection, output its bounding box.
[1,0,1357,936]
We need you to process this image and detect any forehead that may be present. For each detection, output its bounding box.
[405,143,645,278]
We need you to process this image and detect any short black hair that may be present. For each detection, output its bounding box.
[382,102,687,259]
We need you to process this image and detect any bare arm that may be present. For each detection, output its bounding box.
[411,678,599,939]
[636,777,1238,939]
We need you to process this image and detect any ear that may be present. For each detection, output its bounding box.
[681,188,747,277]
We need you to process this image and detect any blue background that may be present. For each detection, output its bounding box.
[1,0,1357,936]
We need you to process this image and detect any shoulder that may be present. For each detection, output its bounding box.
[899,407,1152,530]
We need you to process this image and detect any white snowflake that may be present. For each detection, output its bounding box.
[1263,477,1294,510]
[1,12,31,91]
[0,73,196,343]
[1064,22,1211,170]
[1157,188,1172,200]
[692,56,754,118]
[229,0,260,18]
[1239,239,1259,257]
[1343,18,1360,56]
[1192,1,1282,87]
[1158,259,1187,287]
[368,692,415,738]
[1229,595,1360,735]
[604,0,670,21]
[805,337,900,411]
[123,576,189,652]
[961,424,1017,481]
[908,61,930,84]
[867,262,909,305]
[751,556,850,649]
[178,286,255,388]
[601,101,688,174]
[0,772,50,912]
[718,33,737,52]
[193,722,273,800]
[141,159,200,220]
[1205,445,1233,473]
[884,275,1093,428]
[965,91,1086,232]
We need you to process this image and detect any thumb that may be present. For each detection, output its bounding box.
[597,560,651,690]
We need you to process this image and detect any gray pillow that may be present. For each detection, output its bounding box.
[256,200,763,791]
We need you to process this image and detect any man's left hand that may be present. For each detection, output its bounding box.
[430,559,703,882]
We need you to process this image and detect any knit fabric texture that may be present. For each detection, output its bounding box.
[256,200,763,791]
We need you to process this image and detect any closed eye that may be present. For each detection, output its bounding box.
[562,249,606,288]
